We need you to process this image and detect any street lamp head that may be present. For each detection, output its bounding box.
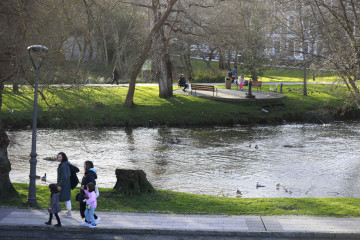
[27,45,48,54]
[27,45,48,69]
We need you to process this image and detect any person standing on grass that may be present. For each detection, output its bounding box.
[78,161,101,226]
[111,67,119,85]
[44,183,61,227]
[83,182,98,228]
[57,152,72,217]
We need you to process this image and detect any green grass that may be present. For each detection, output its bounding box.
[1,83,356,128]
[261,68,339,83]
[189,59,339,83]
[3,183,360,217]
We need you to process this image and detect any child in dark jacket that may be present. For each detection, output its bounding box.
[78,161,101,226]
[45,183,61,227]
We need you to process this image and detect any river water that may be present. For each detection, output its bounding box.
[8,122,360,198]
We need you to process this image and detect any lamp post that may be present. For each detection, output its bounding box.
[245,80,255,99]
[27,45,48,207]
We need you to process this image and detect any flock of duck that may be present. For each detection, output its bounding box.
[36,173,46,182]
[236,182,284,197]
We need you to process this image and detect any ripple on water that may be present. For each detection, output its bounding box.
[8,122,360,197]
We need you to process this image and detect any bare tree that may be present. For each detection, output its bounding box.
[272,0,320,95]
[151,0,174,98]
[124,0,178,107]
[0,0,33,199]
[310,0,360,108]
[232,0,271,81]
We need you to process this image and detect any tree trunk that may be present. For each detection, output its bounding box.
[233,51,239,68]
[112,22,121,68]
[347,75,359,94]
[13,70,19,94]
[0,0,31,200]
[341,75,360,109]
[88,39,94,60]
[151,59,160,83]
[0,128,17,199]
[0,83,18,199]
[114,169,155,195]
[303,60,307,96]
[102,28,109,70]
[226,50,231,70]
[207,48,216,67]
[198,46,211,69]
[183,44,194,81]
[158,50,173,98]
[218,50,225,70]
[75,35,88,75]
[154,7,173,99]
[13,83,19,94]
[251,55,258,81]
[124,0,178,107]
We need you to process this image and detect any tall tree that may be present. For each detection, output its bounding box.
[272,0,319,95]
[124,0,178,107]
[311,0,360,108]
[0,0,32,199]
[237,0,270,81]
[151,0,174,98]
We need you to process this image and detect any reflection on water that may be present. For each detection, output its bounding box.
[8,122,360,198]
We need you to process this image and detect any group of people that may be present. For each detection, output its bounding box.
[229,67,245,90]
[45,152,100,228]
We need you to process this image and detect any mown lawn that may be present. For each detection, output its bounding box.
[190,59,339,83]
[2,183,360,217]
[1,82,353,129]
[261,68,339,83]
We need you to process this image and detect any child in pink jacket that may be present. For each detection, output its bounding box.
[84,182,97,228]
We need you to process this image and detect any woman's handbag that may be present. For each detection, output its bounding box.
[75,193,80,201]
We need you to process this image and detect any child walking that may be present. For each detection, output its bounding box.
[84,182,98,228]
[45,183,61,227]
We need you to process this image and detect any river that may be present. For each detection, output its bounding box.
[8,122,360,198]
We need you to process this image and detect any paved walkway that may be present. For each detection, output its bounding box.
[174,86,286,101]
[1,208,360,239]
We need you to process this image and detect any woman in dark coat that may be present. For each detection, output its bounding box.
[57,152,72,217]
[78,160,101,226]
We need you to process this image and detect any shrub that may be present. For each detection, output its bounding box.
[193,69,227,83]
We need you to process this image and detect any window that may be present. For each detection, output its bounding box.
[288,41,294,57]
[303,42,309,54]
[288,16,294,29]
[317,42,323,55]
[274,41,280,55]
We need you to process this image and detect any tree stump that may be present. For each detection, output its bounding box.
[114,169,155,195]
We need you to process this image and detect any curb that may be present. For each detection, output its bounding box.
[1,225,360,239]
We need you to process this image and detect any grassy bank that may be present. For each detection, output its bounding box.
[2,183,360,217]
[2,83,357,129]
[190,59,338,83]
